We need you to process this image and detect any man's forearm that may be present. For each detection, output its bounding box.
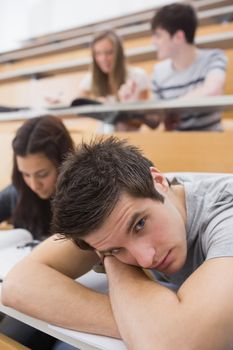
[105,256,180,350]
[2,261,120,338]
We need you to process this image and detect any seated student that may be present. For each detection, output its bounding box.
[147,2,228,131]
[0,115,74,239]
[0,115,75,350]
[77,29,150,131]
[2,137,233,349]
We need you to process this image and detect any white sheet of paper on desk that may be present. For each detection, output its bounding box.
[77,270,109,293]
[0,246,31,279]
[0,229,33,279]
[49,324,127,350]
[0,229,32,249]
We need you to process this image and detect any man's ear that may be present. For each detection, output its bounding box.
[173,30,186,44]
[150,167,169,193]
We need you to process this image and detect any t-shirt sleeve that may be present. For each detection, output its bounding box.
[205,49,228,75]
[202,188,233,259]
[0,185,17,223]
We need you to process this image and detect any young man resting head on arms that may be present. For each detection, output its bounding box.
[2,137,233,350]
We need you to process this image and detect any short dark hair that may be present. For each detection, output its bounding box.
[52,137,164,249]
[151,3,198,44]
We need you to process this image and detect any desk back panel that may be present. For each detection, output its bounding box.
[1,128,233,190]
[110,131,233,173]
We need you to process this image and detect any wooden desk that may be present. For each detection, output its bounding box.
[1,97,233,188]
[0,95,233,122]
[0,30,232,82]
[111,131,233,173]
[0,4,232,64]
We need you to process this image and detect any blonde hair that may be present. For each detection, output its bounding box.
[91,30,127,98]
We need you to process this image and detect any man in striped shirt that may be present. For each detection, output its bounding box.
[150,3,227,131]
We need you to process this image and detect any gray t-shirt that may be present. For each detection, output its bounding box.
[152,174,233,288]
[152,49,228,131]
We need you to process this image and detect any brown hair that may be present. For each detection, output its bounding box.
[12,115,74,239]
[91,30,127,98]
[52,136,164,250]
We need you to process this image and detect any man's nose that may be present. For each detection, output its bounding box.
[129,244,155,269]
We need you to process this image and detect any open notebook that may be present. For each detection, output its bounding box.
[0,228,39,280]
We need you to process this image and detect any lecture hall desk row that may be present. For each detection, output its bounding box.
[1,122,233,191]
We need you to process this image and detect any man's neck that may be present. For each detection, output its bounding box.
[172,45,197,71]
[169,184,187,225]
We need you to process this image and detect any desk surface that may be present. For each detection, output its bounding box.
[0,95,233,122]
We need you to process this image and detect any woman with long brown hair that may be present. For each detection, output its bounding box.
[0,115,74,239]
[0,115,75,350]
[77,30,150,131]
[78,30,149,103]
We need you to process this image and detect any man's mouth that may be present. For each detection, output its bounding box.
[153,250,172,271]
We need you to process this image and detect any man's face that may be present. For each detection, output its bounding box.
[85,172,187,276]
[152,27,177,60]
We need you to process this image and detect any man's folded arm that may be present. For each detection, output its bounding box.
[2,235,120,338]
[105,256,233,350]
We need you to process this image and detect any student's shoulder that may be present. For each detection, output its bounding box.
[0,184,18,200]
[197,48,228,65]
[180,173,233,200]
[0,185,18,223]
[78,72,92,90]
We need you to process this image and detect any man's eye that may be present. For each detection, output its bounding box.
[135,218,145,233]
[108,248,121,256]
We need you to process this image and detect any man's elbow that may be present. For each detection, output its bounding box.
[203,78,225,97]
[1,268,25,308]
[1,277,17,307]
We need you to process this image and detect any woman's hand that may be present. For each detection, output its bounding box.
[118,80,138,102]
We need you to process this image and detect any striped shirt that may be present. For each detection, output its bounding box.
[152,49,228,131]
